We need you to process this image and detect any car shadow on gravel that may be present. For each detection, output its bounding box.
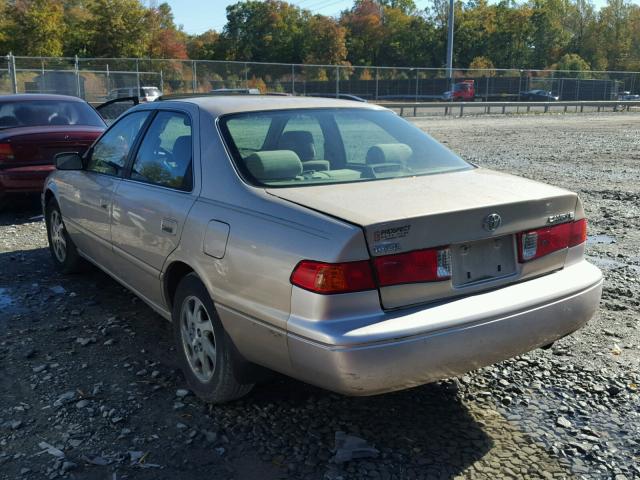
[0,243,495,479]
[0,195,43,226]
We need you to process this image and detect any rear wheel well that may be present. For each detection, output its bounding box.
[164,261,195,310]
[44,189,56,208]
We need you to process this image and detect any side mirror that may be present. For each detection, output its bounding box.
[55,152,83,170]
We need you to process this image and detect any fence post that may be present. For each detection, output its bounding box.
[192,60,197,93]
[375,67,379,100]
[106,63,110,97]
[136,58,140,96]
[74,55,81,98]
[415,68,419,102]
[8,53,17,93]
[244,63,248,88]
[160,69,164,94]
[335,65,339,98]
[485,75,489,100]
[41,58,45,93]
[291,64,295,94]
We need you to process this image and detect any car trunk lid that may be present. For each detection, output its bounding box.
[0,125,103,169]
[268,168,579,309]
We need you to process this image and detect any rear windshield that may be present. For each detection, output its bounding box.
[219,108,471,187]
[0,100,104,129]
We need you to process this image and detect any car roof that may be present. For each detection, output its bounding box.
[162,94,384,117]
[0,93,86,103]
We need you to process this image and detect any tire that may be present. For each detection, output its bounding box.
[45,199,84,274]
[172,273,254,403]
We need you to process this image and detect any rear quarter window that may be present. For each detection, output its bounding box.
[225,115,271,155]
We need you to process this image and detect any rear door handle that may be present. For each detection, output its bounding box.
[161,218,178,235]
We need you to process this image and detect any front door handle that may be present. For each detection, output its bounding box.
[99,198,109,210]
[161,218,178,235]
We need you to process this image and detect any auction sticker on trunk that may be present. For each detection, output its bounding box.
[373,225,411,242]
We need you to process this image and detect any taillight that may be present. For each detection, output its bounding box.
[374,247,451,287]
[290,260,376,294]
[518,219,587,262]
[0,143,14,162]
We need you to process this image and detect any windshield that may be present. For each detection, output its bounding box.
[219,108,471,187]
[0,99,104,129]
[142,87,161,96]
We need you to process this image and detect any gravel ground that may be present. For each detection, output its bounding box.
[0,111,638,480]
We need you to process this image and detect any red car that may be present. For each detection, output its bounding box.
[0,94,106,205]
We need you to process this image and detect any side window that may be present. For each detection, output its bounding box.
[279,114,325,160]
[130,111,193,191]
[334,113,397,164]
[87,111,150,176]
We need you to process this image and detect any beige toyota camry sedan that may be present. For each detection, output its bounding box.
[43,96,603,403]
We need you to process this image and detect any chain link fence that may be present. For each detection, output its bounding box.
[2,54,639,103]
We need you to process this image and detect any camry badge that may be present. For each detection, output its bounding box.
[483,213,502,232]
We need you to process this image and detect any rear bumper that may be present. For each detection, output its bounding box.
[0,165,54,194]
[287,260,602,395]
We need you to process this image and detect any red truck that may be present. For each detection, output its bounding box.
[442,80,475,101]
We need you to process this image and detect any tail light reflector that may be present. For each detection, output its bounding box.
[0,142,14,162]
[518,219,587,262]
[290,260,376,294]
[374,247,451,287]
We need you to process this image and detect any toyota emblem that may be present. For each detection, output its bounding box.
[483,213,502,232]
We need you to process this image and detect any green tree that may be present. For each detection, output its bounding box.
[597,0,633,70]
[0,0,10,53]
[468,55,496,76]
[218,1,307,62]
[62,0,94,56]
[529,0,573,68]
[187,30,221,60]
[6,0,66,56]
[86,0,148,58]
[551,53,591,77]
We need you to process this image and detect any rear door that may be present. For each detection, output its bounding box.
[59,111,151,268]
[95,97,139,126]
[110,108,198,306]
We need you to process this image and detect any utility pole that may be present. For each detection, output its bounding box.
[446,0,455,92]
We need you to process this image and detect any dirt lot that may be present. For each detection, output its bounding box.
[1,112,638,480]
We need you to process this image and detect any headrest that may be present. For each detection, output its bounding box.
[245,150,303,181]
[173,135,192,162]
[278,130,316,161]
[366,143,413,165]
[302,160,330,171]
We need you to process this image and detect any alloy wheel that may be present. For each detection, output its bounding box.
[50,209,67,263]
[180,295,217,383]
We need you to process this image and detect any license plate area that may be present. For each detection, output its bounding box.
[451,235,516,286]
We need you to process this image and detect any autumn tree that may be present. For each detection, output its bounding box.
[340,0,385,65]
[146,2,188,59]
[302,15,348,65]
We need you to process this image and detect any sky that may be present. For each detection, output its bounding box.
[165,0,618,35]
